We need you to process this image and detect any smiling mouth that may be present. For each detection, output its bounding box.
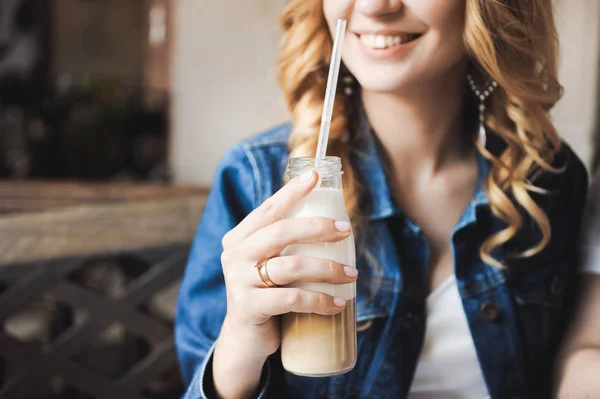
[357,33,422,50]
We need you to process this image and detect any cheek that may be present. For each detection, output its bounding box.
[440,5,466,45]
[419,0,467,61]
[410,0,466,35]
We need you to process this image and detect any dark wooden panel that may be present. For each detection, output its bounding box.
[0,247,190,398]
[52,282,172,343]
[1,334,141,398]
[0,183,206,397]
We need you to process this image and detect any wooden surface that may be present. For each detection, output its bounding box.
[0,181,208,267]
[0,181,207,214]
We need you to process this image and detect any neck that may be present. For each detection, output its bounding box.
[361,64,473,175]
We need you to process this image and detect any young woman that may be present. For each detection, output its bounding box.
[556,171,600,396]
[176,1,589,398]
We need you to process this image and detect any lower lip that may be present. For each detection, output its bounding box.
[354,34,421,59]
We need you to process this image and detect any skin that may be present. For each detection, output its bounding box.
[212,1,481,398]
[556,277,600,397]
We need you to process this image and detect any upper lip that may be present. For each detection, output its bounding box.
[352,29,423,36]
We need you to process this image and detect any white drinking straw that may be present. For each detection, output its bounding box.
[315,19,347,161]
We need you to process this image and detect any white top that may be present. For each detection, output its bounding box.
[406,172,600,398]
[581,171,600,274]
[408,276,490,399]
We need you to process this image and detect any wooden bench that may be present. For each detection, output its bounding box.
[0,181,208,398]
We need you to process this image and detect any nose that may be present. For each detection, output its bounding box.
[354,0,404,17]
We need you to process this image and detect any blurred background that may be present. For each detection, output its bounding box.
[0,0,598,398]
[0,0,599,185]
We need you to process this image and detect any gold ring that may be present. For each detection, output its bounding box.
[255,259,277,288]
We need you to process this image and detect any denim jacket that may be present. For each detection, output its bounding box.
[175,120,588,399]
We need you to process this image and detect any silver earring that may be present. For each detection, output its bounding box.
[467,74,498,148]
[343,74,354,96]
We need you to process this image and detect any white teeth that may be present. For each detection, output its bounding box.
[359,33,416,49]
[363,34,376,48]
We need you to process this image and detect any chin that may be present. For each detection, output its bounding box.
[346,56,422,94]
[359,81,406,93]
[353,72,416,94]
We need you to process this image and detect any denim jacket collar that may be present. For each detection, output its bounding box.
[353,108,491,227]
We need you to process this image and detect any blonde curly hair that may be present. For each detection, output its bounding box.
[278,0,563,267]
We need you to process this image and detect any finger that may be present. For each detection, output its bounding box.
[254,288,347,316]
[256,256,358,287]
[240,217,352,260]
[222,171,318,248]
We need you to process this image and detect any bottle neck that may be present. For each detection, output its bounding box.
[288,157,343,190]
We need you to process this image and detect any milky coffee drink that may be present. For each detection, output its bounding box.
[280,157,357,377]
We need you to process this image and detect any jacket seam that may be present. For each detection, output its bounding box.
[241,143,262,207]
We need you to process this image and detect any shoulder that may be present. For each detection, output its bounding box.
[217,122,291,167]
[588,169,600,203]
[538,141,589,196]
[532,141,589,229]
[582,168,600,233]
[538,141,589,256]
[487,131,589,192]
[500,141,589,261]
[555,141,588,185]
[240,122,292,150]
[216,123,292,206]
[221,122,291,165]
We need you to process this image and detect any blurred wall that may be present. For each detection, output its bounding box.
[51,0,145,82]
[170,0,599,187]
[170,0,287,186]
[552,0,600,168]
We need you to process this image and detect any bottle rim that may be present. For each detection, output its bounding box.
[287,156,343,178]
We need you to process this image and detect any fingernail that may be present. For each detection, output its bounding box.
[334,221,351,232]
[333,297,346,307]
[343,266,358,277]
[299,170,314,183]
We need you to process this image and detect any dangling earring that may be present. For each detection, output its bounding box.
[467,74,498,148]
[343,74,354,96]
